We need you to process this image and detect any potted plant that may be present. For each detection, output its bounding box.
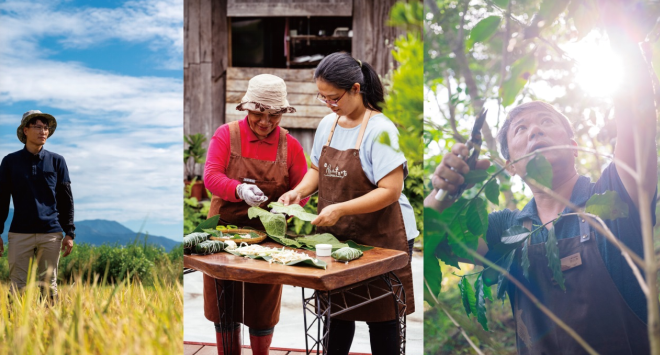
[184,133,207,201]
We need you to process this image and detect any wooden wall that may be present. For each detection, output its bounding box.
[184,0,228,158]
[185,0,405,157]
[227,0,352,17]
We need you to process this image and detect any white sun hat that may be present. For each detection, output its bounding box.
[236,74,296,114]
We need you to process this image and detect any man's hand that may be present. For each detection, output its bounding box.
[425,143,490,212]
[0,238,3,257]
[236,184,268,207]
[61,235,74,257]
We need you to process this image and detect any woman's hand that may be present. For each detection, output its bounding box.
[311,204,344,227]
[278,190,302,206]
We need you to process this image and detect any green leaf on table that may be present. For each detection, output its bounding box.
[467,197,488,237]
[545,226,565,291]
[459,276,476,317]
[521,238,530,280]
[224,250,326,269]
[248,206,287,237]
[474,274,490,331]
[297,233,348,251]
[525,154,553,189]
[202,228,222,238]
[500,52,537,107]
[497,249,516,300]
[193,215,220,233]
[485,179,500,205]
[268,202,318,221]
[467,16,502,50]
[585,190,629,220]
[268,235,302,248]
[463,170,489,184]
[346,240,375,252]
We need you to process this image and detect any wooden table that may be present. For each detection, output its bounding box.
[184,241,410,354]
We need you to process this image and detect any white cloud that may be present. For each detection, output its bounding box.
[0,0,184,240]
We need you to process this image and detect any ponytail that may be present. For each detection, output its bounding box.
[314,52,384,112]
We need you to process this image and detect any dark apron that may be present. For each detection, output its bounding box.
[316,111,415,322]
[514,218,649,355]
[203,121,290,329]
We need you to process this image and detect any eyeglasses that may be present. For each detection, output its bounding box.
[30,125,49,132]
[316,91,347,107]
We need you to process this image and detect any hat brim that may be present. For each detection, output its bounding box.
[17,113,57,144]
[236,101,296,114]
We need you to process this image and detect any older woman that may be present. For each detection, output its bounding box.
[203,74,308,355]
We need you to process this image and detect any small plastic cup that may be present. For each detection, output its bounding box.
[316,244,332,257]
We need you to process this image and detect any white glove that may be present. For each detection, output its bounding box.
[236,183,268,207]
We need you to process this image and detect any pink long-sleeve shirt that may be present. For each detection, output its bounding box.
[204,117,309,204]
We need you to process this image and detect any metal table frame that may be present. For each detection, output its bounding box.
[184,267,408,355]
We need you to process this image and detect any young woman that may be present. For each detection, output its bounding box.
[278,52,418,354]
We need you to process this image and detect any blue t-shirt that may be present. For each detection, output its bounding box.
[486,163,656,322]
[311,113,419,240]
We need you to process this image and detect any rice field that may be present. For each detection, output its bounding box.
[0,266,183,355]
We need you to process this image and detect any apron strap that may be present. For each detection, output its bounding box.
[324,115,341,147]
[228,121,241,157]
[277,127,289,165]
[354,109,374,150]
[579,214,592,242]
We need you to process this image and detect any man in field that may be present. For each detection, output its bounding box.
[0,110,75,300]
[425,4,657,354]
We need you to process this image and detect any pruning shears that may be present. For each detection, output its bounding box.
[435,108,488,201]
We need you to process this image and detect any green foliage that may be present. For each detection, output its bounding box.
[474,274,490,331]
[463,169,489,184]
[459,276,476,318]
[385,2,424,245]
[585,190,630,220]
[466,197,488,236]
[545,226,566,291]
[500,52,538,107]
[525,155,553,189]
[467,16,502,50]
[485,179,500,205]
[184,133,207,179]
[183,177,210,235]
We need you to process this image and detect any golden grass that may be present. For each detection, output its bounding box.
[0,267,183,355]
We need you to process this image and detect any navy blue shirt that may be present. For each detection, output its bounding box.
[486,163,655,322]
[0,146,75,237]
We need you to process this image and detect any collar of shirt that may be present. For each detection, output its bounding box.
[22,145,45,161]
[516,175,592,224]
[239,116,279,145]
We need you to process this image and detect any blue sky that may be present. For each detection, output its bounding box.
[0,0,183,241]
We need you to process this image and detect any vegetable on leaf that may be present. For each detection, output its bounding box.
[331,247,363,262]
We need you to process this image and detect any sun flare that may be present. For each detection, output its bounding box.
[563,32,624,98]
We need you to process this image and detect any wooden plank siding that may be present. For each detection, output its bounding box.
[184,0,229,166]
[227,0,352,17]
[185,0,403,157]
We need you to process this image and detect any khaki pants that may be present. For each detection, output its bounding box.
[8,232,63,296]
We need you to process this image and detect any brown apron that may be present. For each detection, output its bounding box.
[203,121,290,329]
[514,218,649,355]
[316,111,415,322]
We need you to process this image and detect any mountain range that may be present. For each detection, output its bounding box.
[2,209,180,251]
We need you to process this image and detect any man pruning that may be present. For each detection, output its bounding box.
[426,2,657,354]
[0,110,75,300]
